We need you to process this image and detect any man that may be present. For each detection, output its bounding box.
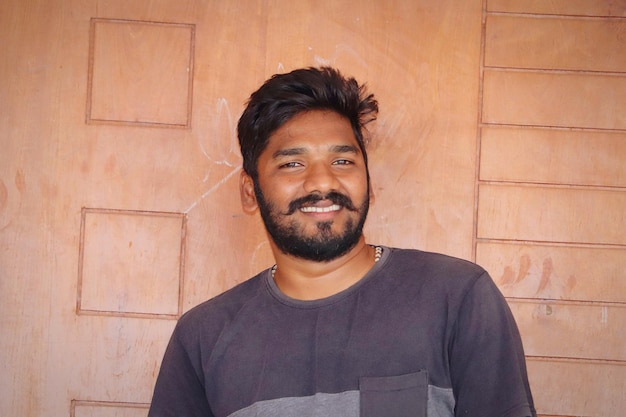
[149,67,536,417]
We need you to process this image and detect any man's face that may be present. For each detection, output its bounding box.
[252,110,370,262]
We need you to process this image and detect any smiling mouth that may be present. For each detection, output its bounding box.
[299,204,342,213]
[285,191,357,215]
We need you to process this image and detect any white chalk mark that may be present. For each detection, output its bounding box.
[334,44,368,67]
[198,97,238,182]
[313,55,332,66]
[313,43,368,69]
[250,240,272,268]
[215,97,239,164]
[185,166,241,213]
[601,306,608,327]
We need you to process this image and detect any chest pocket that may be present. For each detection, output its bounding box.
[359,371,428,417]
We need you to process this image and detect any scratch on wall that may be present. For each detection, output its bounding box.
[186,97,243,213]
[198,98,240,181]
[601,306,609,327]
[185,166,241,213]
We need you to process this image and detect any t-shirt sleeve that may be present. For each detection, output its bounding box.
[449,272,537,417]
[148,325,214,417]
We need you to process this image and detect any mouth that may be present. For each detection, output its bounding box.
[299,204,342,213]
[285,191,357,216]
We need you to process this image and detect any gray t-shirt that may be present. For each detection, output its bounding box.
[149,247,536,417]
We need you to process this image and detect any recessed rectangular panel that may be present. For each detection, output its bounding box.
[477,184,626,245]
[477,242,626,303]
[72,400,149,417]
[482,70,626,129]
[479,127,626,187]
[487,0,626,17]
[526,358,626,416]
[87,19,194,128]
[510,300,626,361]
[78,208,185,318]
[485,15,626,72]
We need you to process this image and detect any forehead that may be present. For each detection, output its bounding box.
[266,110,358,150]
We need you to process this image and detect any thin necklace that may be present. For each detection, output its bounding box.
[271,245,383,278]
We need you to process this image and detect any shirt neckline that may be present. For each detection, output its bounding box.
[264,245,391,309]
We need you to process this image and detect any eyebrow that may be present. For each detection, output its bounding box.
[332,144,360,154]
[272,144,360,159]
[272,147,307,159]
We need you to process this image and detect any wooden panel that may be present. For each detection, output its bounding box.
[538,415,578,417]
[477,242,626,303]
[487,0,626,17]
[3,0,624,416]
[526,358,626,416]
[0,1,489,416]
[87,19,194,127]
[72,401,148,417]
[477,184,626,245]
[479,127,626,187]
[510,300,625,360]
[0,1,264,416]
[78,208,185,318]
[0,2,67,417]
[485,15,626,72]
[264,0,483,260]
[482,70,626,129]
[65,317,175,405]
[480,1,626,416]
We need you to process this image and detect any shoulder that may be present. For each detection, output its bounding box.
[384,247,487,283]
[377,247,496,307]
[174,271,269,341]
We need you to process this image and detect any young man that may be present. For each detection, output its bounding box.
[149,67,536,417]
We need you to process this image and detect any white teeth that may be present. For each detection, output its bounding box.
[300,204,342,213]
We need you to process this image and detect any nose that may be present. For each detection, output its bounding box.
[302,162,340,195]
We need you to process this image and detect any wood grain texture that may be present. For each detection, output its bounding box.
[1,0,624,416]
[527,358,626,416]
[477,184,626,245]
[477,242,626,303]
[87,19,194,127]
[482,70,626,129]
[480,127,626,187]
[485,14,626,72]
[478,3,626,415]
[487,0,626,17]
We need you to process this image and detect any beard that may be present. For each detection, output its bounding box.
[253,181,369,262]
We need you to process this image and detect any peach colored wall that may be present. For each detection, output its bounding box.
[478,3,626,415]
[0,1,624,416]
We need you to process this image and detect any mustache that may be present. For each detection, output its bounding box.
[284,191,358,215]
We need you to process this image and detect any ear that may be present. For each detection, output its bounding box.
[240,171,259,214]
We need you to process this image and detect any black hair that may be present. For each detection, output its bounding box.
[237,66,378,179]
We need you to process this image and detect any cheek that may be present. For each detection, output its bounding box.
[258,178,299,205]
[345,175,370,198]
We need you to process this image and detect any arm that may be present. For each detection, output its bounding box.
[148,326,213,417]
[450,272,537,417]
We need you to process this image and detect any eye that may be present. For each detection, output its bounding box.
[279,161,303,169]
[332,159,353,166]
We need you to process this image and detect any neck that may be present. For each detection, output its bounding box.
[269,236,378,300]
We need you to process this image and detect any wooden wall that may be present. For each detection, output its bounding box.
[477,2,626,415]
[0,1,624,416]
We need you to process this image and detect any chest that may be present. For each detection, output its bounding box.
[205,291,450,400]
